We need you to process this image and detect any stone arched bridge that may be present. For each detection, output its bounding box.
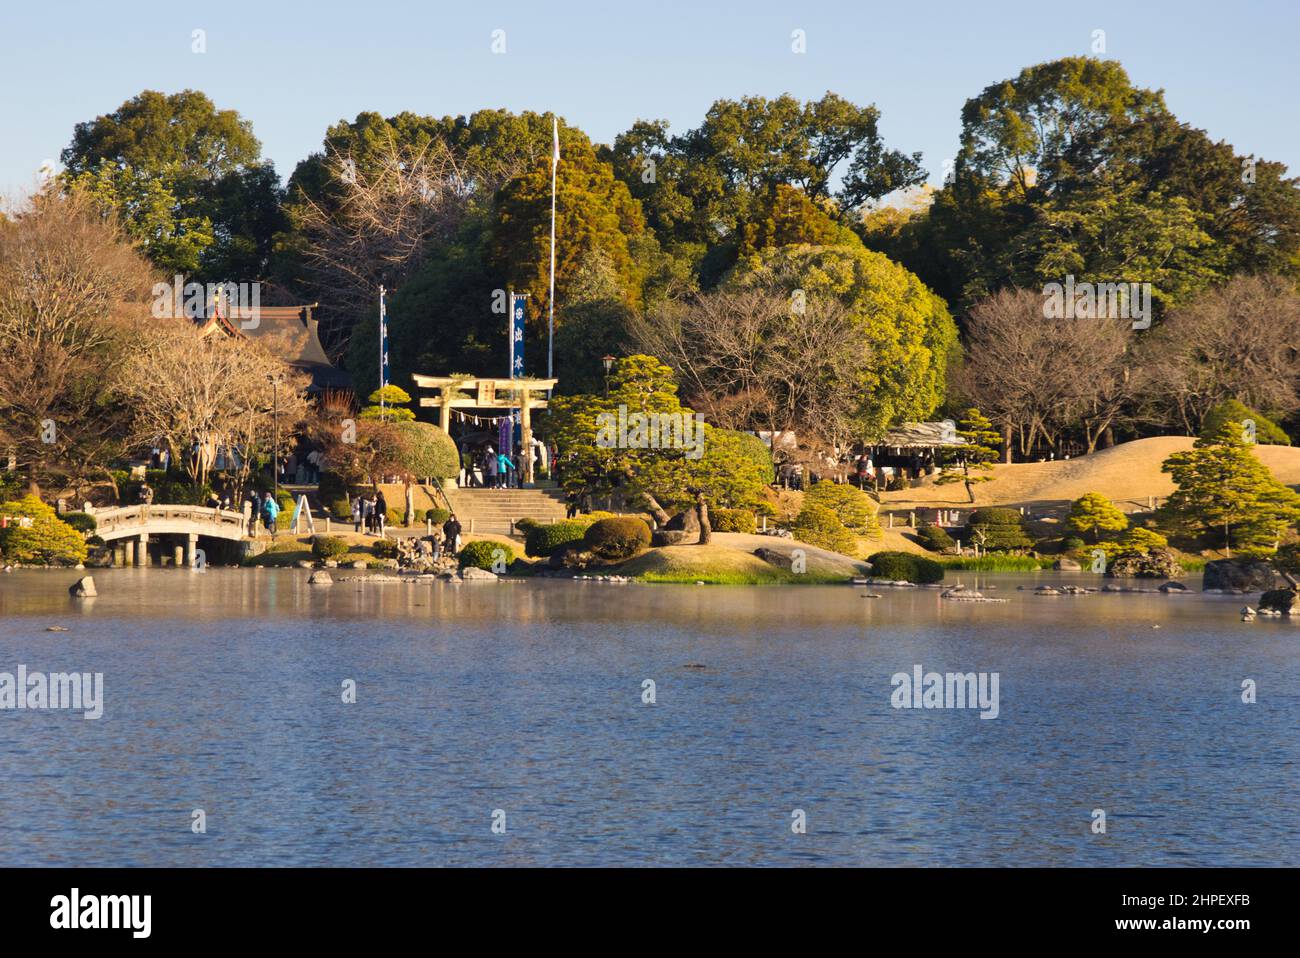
[86,504,251,566]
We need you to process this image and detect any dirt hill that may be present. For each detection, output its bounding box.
[882,437,1300,515]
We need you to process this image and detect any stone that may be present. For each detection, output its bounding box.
[459,566,499,581]
[323,559,338,568]
[296,560,314,569]
[1202,558,1276,593]
[68,575,96,597]
[651,528,690,547]
[1258,587,1299,615]
[1107,548,1182,579]
[1158,581,1187,593]
[308,571,333,586]
[350,560,368,569]
[1053,556,1082,571]
[753,547,794,570]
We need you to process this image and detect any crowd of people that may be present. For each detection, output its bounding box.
[461,445,518,489]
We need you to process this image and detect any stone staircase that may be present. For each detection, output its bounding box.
[442,484,569,536]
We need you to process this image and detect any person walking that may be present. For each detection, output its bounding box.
[351,495,362,533]
[484,446,499,489]
[443,513,462,555]
[262,492,280,537]
[361,495,374,534]
[375,490,388,536]
[496,450,516,488]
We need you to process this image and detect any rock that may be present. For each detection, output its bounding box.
[350,560,367,569]
[1241,605,1256,620]
[1203,558,1275,593]
[295,560,314,569]
[1107,548,1182,579]
[1053,556,1082,571]
[508,559,532,575]
[651,528,690,547]
[308,571,333,586]
[652,509,699,547]
[1158,581,1187,593]
[1258,587,1299,615]
[753,547,794,570]
[46,625,69,632]
[68,575,96,597]
[323,559,338,568]
[458,566,499,581]
[1035,585,1060,595]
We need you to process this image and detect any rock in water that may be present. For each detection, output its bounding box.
[458,566,499,581]
[1258,587,1299,615]
[308,570,333,586]
[68,576,96,598]
[1202,558,1276,593]
[1053,556,1082,571]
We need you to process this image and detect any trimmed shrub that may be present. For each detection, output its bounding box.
[790,503,858,556]
[526,519,592,558]
[61,512,98,534]
[371,538,400,559]
[869,550,944,584]
[276,492,296,515]
[311,535,350,560]
[0,496,88,565]
[915,523,954,553]
[330,498,352,521]
[710,508,757,534]
[426,508,450,525]
[804,482,879,533]
[386,509,404,527]
[1061,536,1086,553]
[583,517,652,561]
[458,539,515,571]
[966,507,1034,551]
[391,421,460,479]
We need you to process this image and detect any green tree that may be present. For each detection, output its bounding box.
[1067,492,1130,542]
[1161,424,1300,555]
[1200,400,1290,446]
[358,385,416,422]
[804,482,880,535]
[60,89,279,280]
[935,409,1001,502]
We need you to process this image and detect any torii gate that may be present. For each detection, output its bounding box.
[411,374,557,485]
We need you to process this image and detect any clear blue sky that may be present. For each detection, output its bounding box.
[1,0,1296,199]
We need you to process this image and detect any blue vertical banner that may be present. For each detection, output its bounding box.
[509,292,526,379]
[379,285,390,391]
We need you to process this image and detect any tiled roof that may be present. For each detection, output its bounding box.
[878,421,966,448]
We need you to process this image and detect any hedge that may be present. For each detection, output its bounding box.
[869,551,944,584]
[61,512,98,534]
[311,536,350,560]
[915,523,953,552]
[965,507,1034,551]
[710,508,757,534]
[583,517,652,561]
[458,540,515,571]
[526,519,592,557]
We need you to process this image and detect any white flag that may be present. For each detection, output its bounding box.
[552,116,560,169]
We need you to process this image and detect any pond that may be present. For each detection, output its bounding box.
[0,568,1295,866]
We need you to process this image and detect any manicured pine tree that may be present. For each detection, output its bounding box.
[935,408,1001,503]
[1067,492,1129,543]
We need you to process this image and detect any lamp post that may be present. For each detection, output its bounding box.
[602,355,614,399]
[268,374,281,498]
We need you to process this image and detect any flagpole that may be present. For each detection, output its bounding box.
[548,117,558,387]
[378,285,387,418]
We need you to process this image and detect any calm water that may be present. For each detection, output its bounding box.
[0,568,1295,867]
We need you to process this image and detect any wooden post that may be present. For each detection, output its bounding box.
[520,390,534,485]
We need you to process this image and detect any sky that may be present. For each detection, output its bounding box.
[1,0,1297,201]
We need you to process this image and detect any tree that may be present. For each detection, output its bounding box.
[1200,400,1290,446]
[1161,424,1300,555]
[724,243,958,440]
[804,482,881,536]
[1068,492,1129,542]
[358,385,416,422]
[60,89,279,279]
[935,408,1002,501]
[0,188,154,496]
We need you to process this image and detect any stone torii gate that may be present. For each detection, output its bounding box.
[411,374,557,484]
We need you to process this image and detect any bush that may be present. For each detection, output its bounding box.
[1201,399,1290,445]
[915,523,954,552]
[710,508,757,534]
[583,517,652,561]
[426,508,450,525]
[966,507,1034,551]
[526,519,592,557]
[61,511,97,534]
[391,421,460,479]
[0,496,88,565]
[371,538,400,559]
[804,481,879,533]
[276,492,296,516]
[1061,536,1086,552]
[386,509,404,527]
[869,550,944,584]
[310,536,350,560]
[330,498,352,521]
[790,503,859,556]
[458,539,515,571]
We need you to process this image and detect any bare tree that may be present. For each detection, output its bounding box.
[0,188,155,495]
[292,135,474,352]
[1139,274,1300,434]
[629,286,868,458]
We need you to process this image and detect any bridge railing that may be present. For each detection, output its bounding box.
[86,504,249,538]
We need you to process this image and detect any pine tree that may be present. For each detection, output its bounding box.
[1162,424,1300,556]
[934,408,1001,503]
[1068,492,1129,542]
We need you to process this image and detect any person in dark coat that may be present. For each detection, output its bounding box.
[443,513,462,554]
